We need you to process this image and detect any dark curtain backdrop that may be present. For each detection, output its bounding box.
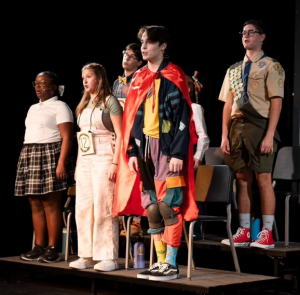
[2,1,297,257]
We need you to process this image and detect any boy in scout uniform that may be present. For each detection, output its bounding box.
[219,19,285,249]
[112,43,143,106]
[112,43,145,237]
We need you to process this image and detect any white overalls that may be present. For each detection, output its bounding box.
[75,106,119,261]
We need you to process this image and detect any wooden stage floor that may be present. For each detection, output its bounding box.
[0,255,281,295]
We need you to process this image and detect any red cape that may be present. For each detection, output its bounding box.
[113,62,199,221]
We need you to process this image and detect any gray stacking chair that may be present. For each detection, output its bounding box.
[271,146,300,247]
[187,165,241,279]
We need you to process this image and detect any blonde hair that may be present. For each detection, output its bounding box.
[75,63,112,117]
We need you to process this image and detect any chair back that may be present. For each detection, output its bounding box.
[272,146,300,181]
[195,165,235,204]
[204,147,232,166]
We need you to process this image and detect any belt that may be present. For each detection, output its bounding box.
[233,117,251,123]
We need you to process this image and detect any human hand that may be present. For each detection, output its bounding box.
[169,158,183,173]
[128,157,139,173]
[56,163,66,181]
[221,137,230,154]
[260,135,274,154]
[108,163,118,182]
[193,158,201,169]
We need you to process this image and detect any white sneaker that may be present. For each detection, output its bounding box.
[94,260,119,272]
[69,257,96,269]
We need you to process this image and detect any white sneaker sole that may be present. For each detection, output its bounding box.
[148,273,179,281]
[221,240,251,247]
[94,263,119,272]
[137,273,150,279]
[20,256,40,262]
[94,266,119,271]
[69,264,95,269]
[250,243,275,249]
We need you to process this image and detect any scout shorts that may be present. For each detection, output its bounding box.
[229,118,278,173]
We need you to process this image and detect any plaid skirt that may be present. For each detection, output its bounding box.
[14,141,76,196]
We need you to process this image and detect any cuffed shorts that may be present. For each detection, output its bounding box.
[229,117,278,173]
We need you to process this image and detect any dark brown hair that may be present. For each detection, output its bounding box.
[138,25,170,46]
[243,19,267,35]
[125,43,142,61]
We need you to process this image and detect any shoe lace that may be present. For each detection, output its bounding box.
[233,227,245,238]
[28,246,41,255]
[45,246,53,254]
[256,229,269,242]
[157,263,169,273]
[149,262,160,270]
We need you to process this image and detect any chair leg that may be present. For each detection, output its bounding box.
[32,231,35,249]
[63,197,72,227]
[122,216,133,261]
[65,212,73,262]
[201,205,207,240]
[226,204,241,275]
[273,217,279,242]
[285,195,291,248]
[187,220,196,280]
[149,234,154,267]
[125,216,133,270]
[183,221,195,270]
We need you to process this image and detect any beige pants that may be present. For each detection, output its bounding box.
[75,108,119,261]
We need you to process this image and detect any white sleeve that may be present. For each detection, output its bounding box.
[56,102,73,124]
[191,104,210,160]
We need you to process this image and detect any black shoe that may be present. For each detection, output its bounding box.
[20,244,45,261]
[149,263,179,281]
[37,246,60,263]
[137,262,162,279]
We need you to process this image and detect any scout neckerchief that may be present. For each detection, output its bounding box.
[229,54,281,142]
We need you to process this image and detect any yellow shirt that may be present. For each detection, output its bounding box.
[143,79,161,138]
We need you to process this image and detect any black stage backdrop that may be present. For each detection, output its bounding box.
[2,1,297,257]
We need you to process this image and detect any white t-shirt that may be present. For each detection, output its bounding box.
[24,96,73,144]
[191,103,210,161]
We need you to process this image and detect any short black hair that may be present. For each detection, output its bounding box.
[125,43,142,61]
[37,71,59,86]
[243,19,267,35]
[36,71,60,96]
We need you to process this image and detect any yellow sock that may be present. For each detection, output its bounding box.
[154,240,166,264]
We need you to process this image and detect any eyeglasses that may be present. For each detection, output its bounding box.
[122,50,137,61]
[239,30,261,37]
[32,80,50,88]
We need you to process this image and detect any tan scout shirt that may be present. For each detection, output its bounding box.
[218,51,285,118]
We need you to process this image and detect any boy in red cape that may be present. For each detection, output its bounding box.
[113,25,198,281]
